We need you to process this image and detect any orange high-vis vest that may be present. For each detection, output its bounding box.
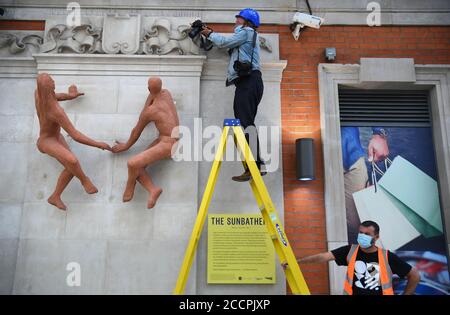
[343,244,394,295]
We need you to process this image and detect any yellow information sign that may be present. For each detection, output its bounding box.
[207,214,275,284]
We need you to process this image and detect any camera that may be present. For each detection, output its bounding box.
[290,12,324,40]
[233,60,253,77]
[292,12,323,29]
[189,19,207,39]
[188,19,214,51]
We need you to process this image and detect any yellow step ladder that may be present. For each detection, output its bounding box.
[173,118,310,295]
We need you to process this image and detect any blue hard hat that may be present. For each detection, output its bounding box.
[236,8,260,27]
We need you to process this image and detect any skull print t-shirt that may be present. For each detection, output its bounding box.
[331,245,412,295]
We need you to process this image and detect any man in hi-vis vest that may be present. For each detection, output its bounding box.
[283,221,421,295]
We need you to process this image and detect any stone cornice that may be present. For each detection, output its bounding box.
[32,53,207,76]
[0,57,36,77]
[1,1,450,25]
[201,59,287,82]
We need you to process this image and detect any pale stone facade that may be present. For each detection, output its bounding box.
[1,0,449,295]
[0,6,286,294]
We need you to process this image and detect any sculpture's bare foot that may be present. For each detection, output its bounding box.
[47,194,67,211]
[82,178,98,194]
[123,182,136,202]
[147,187,162,209]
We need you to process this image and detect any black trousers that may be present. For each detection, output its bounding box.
[233,70,264,167]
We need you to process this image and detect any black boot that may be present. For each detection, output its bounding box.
[231,166,267,182]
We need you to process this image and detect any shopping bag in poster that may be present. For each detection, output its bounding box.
[378,155,443,238]
[353,185,421,250]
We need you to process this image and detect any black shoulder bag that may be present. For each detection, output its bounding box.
[233,29,257,78]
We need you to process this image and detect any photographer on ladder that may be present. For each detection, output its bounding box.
[201,8,266,182]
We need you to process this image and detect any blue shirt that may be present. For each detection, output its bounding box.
[208,25,261,83]
[341,127,384,171]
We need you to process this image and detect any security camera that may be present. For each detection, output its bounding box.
[290,12,324,40]
[293,12,323,29]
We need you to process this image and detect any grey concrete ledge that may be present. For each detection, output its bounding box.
[0,57,37,78]
[32,53,207,76]
[201,59,287,82]
[1,0,450,25]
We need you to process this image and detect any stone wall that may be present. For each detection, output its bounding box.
[0,18,287,294]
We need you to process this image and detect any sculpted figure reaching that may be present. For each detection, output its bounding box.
[35,73,111,210]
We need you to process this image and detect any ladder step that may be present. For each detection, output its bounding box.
[223,118,241,126]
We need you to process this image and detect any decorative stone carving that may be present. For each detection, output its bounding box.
[140,18,199,55]
[0,33,43,55]
[0,15,272,57]
[102,14,141,54]
[40,24,103,54]
[259,36,273,53]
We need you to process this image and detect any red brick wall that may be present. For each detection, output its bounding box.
[0,20,45,30]
[210,24,450,294]
[4,19,450,294]
[278,25,450,294]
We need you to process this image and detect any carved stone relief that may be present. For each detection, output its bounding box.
[140,18,199,55]
[0,14,274,56]
[102,14,141,55]
[40,24,103,54]
[0,32,43,56]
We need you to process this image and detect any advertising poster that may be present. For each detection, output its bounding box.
[207,214,275,284]
[341,126,450,295]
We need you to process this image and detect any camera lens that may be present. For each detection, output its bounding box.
[188,27,201,39]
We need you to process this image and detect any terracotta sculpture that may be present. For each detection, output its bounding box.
[112,77,179,209]
[35,73,112,210]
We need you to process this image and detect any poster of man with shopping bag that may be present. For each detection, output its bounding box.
[341,126,449,295]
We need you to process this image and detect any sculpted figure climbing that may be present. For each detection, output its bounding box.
[112,77,179,209]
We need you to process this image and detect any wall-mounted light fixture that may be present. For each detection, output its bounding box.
[296,138,315,181]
